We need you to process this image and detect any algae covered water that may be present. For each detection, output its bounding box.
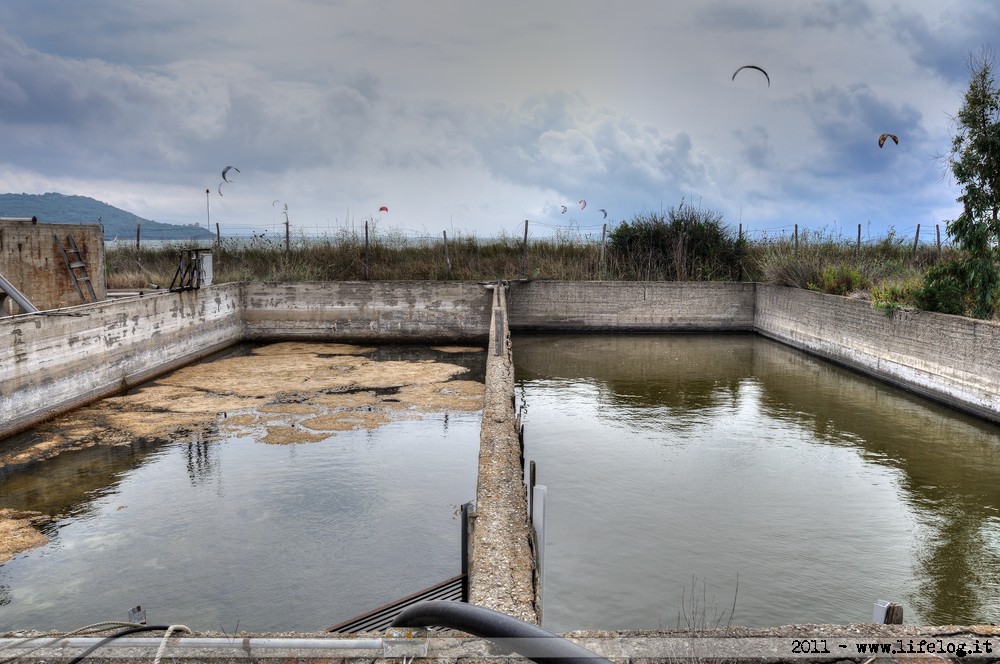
[514,334,1000,631]
[0,343,484,632]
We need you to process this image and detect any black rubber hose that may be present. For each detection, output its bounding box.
[67,625,175,664]
[390,600,611,664]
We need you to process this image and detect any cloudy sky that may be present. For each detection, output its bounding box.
[0,1,995,241]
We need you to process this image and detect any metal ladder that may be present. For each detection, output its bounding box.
[55,234,97,304]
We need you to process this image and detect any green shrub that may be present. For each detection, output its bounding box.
[915,260,970,315]
[608,206,743,280]
[809,264,869,295]
[870,277,923,316]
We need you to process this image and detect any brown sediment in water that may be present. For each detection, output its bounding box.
[263,426,331,445]
[0,509,51,565]
[2,343,485,465]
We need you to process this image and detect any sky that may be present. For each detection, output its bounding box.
[0,0,996,242]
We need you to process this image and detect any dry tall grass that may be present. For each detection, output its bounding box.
[104,226,953,309]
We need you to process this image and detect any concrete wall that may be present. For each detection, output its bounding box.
[5,279,999,437]
[0,285,242,440]
[469,284,537,624]
[1,220,106,315]
[1,281,493,440]
[754,284,1000,424]
[241,281,492,342]
[507,281,755,332]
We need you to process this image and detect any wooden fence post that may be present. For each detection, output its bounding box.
[599,223,607,276]
[443,230,452,278]
[364,219,370,280]
[856,224,862,256]
[521,219,529,277]
[912,224,921,256]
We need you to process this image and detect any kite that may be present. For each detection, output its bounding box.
[561,205,568,214]
[732,65,770,87]
[579,199,587,210]
[598,208,608,219]
[379,206,389,213]
[218,182,226,196]
[222,165,240,183]
[878,133,899,148]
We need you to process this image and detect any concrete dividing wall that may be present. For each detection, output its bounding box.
[507,280,755,332]
[241,281,492,342]
[755,284,1000,423]
[468,284,538,624]
[0,284,242,440]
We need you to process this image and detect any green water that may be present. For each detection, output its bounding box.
[514,334,1000,631]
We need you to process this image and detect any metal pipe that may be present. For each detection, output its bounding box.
[0,272,39,313]
[0,636,383,651]
[391,600,611,664]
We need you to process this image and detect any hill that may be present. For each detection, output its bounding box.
[0,192,214,240]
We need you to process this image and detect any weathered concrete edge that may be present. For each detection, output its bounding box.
[508,280,756,333]
[0,282,492,440]
[754,284,1000,425]
[240,280,493,344]
[468,283,538,624]
[0,286,244,440]
[5,623,999,664]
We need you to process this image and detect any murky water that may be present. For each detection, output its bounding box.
[514,334,1000,631]
[0,344,483,632]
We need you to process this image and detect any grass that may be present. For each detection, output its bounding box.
[105,224,989,317]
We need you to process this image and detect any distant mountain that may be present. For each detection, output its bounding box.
[0,192,214,240]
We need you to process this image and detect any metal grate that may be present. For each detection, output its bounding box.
[326,574,466,633]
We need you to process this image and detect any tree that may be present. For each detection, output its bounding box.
[946,46,1000,318]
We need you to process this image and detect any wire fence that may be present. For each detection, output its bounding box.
[106,219,955,251]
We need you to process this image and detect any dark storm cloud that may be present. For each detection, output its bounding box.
[892,3,1000,84]
[0,31,127,126]
[800,83,924,177]
[0,1,975,234]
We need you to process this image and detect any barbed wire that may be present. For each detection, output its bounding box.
[106,219,955,248]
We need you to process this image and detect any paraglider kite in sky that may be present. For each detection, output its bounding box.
[379,206,389,213]
[561,205,568,214]
[578,199,587,210]
[878,133,899,148]
[732,65,770,87]
[222,165,240,183]
[218,181,226,196]
[598,209,608,219]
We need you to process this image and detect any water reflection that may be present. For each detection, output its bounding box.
[750,341,1000,625]
[184,436,219,487]
[513,334,1000,630]
[0,344,483,632]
